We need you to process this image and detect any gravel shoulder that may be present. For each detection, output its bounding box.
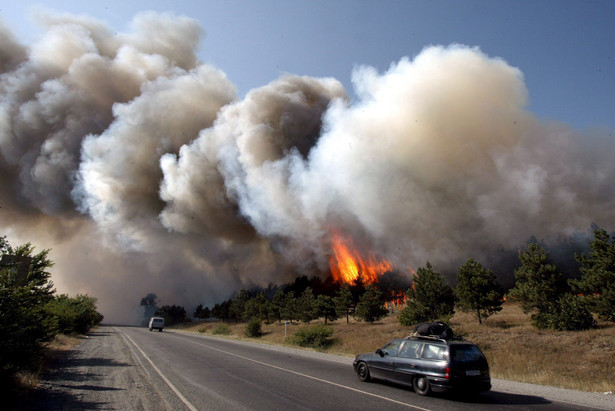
[25,326,171,410]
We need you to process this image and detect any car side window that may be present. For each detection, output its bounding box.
[421,343,445,360]
[399,341,422,359]
[381,341,402,357]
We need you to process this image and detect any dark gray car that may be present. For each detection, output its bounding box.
[353,336,491,396]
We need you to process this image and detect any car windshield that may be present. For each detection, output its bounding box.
[451,345,484,362]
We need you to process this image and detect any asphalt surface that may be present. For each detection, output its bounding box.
[27,325,615,410]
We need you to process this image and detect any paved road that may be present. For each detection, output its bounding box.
[29,325,615,410]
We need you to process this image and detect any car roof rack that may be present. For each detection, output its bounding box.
[405,333,466,343]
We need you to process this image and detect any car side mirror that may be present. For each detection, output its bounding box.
[376,348,385,357]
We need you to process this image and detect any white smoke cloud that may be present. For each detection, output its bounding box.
[1,12,614,323]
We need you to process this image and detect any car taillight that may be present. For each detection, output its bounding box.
[444,366,450,379]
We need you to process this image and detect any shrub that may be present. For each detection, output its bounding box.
[245,318,262,338]
[532,294,595,331]
[0,240,56,377]
[289,324,334,349]
[212,323,231,335]
[45,294,103,335]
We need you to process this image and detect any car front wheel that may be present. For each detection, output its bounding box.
[413,376,431,396]
[356,361,371,382]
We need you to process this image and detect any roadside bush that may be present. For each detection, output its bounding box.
[1,240,56,377]
[289,324,334,349]
[212,323,231,335]
[531,294,595,331]
[245,318,262,338]
[45,294,103,335]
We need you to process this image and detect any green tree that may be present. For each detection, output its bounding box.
[314,294,338,324]
[269,289,285,324]
[0,238,57,376]
[508,243,593,330]
[230,289,251,322]
[399,262,455,326]
[156,304,187,325]
[211,299,231,322]
[281,293,299,323]
[140,293,159,326]
[46,294,103,334]
[455,259,504,324]
[509,243,568,315]
[334,284,354,323]
[354,284,389,323]
[297,288,317,323]
[573,227,615,321]
[194,304,211,320]
[244,292,270,323]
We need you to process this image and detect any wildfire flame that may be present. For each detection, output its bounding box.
[328,229,393,285]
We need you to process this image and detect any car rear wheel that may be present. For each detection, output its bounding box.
[413,376,431,396]
[356,361,371,382]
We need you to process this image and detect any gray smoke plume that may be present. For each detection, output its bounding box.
[1,11,614,323]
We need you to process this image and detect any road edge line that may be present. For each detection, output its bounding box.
[115,328,198,411]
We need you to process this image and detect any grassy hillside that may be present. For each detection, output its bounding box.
[180,301,615,394]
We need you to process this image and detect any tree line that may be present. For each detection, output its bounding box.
[0,236,104,381]
[186,227,614,333]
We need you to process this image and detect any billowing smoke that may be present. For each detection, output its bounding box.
[1,11,614,323]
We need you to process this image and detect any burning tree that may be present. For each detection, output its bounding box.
[328,229,410,312]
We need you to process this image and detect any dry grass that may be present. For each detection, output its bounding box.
[180,302,615,394]
[5,333,86,408]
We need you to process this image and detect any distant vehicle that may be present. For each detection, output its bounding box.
[148,317,164,332]
[353,335,491,396]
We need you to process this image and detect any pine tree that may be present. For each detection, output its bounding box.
[354,284,389,323]
[573,227,615,320]
[297,288,317,323]
[315,294,338,324]
[455,259,504,324]
[334,284,354,323]
[399,262,454,326]
[509,243,568,315]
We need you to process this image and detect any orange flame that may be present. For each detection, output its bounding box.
[328,229,392,285]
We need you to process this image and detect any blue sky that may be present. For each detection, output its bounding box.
[2,0,613,130]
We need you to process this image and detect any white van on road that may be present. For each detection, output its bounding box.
[148,317,164,332]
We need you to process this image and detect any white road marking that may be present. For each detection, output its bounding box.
[175,333,432,411]
[116,328,198,411]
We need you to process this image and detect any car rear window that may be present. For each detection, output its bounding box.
[451,345,484,362]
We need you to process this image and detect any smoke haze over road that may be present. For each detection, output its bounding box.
[1,11,614,322]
